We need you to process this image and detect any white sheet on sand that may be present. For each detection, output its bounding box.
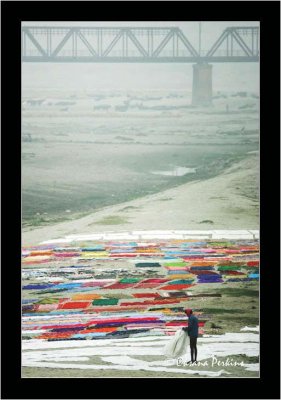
[164,329,190,357]
[22,333,259,376]
[240,326,259,332]
[23,341,259,360]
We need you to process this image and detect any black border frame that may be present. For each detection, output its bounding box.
[1,1,280,399]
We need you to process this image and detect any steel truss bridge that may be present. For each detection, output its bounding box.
[22,26,259,63]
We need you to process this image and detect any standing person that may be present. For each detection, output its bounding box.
[182,308,199,363]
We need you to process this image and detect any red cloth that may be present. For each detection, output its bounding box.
[89,305,148,312]
[104,283,136,289]
[139,278,170,283]
[165,321,187,326]
[58,301,91,309]
[109,254,137,257]
[81,327,117,333]
[88,316,159,325]
[159,284,194,290]
[220,270,245,275]
[247,261,259,266]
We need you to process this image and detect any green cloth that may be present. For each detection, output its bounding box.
[92,298,119,306]
[217,266,242,271]
[169,279,194,284]
[36,297,60,304]
[207,242,233,247]
[119,278,140,283]
[164,262,187,267]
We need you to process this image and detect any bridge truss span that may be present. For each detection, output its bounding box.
[22,25,259,63]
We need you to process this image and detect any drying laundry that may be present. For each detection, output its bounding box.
[22,238,259,343]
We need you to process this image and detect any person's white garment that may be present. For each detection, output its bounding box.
[163,329,190,358]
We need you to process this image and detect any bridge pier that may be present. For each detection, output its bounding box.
[192,63,212,106]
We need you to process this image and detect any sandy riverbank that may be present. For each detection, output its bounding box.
[22,153,259,246]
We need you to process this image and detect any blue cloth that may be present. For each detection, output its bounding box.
[23,284,55,290]
[186,314,199,338]
[248,273,259,279]
[22,298,39,304]
[81,246,105,251]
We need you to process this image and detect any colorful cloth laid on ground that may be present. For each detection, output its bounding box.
[197,275,223,283]
[92,298,119,306]
[219,270,246,275]
[119,278,141,283]
[248,273,259,279]
[54,252,81,257]
[247,261,259,266]
[58,301,92,309]
[22,238,259,341]
[81,246,105,251]
[217,266,242,271]
[23,284,55,290]
[22,255,52,264]
[71,293,101,300]
[29,250,53,256]
[135,263,161,267]
[103,283,137,289]
[159,284,194,290]
[166,274,195,279]
[167,270,189,275]
[163,262,188,267]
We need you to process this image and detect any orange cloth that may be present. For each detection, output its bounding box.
[71,293,101,301]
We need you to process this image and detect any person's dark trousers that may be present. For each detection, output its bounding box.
[190,336,197,362]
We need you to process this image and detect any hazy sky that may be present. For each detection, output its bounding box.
[22,21,259,93]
